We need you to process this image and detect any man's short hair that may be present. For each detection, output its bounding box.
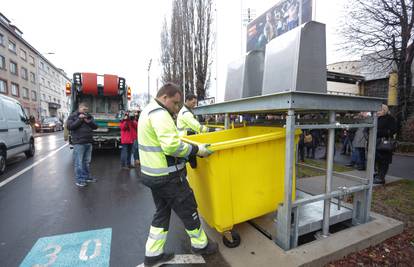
[185,94,197,102]
[156,82,183,98]
[79,102,88,108]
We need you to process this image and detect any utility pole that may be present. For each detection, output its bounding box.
[182,40,186,101]
[147,59,152,104]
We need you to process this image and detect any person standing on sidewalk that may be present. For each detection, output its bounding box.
[67,103,98,187]
[374,104,397,184]
[120,112,136,169]
[347,113,369,170]
[177,94,208,137]
[138,83,217,267]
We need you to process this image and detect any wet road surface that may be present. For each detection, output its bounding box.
[0,132,230,267]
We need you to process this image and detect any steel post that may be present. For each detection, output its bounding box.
[224,113,230,129]
[275,109,295,249]
[322,111,336,236]
[364,113,378,221]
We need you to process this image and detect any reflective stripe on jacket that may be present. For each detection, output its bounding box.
[138,100,197,177]
[177,105,207,137]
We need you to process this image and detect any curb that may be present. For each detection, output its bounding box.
[393,152,414,157]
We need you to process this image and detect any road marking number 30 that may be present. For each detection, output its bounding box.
[33,239,102,266]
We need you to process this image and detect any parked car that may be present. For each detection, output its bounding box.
[40,117,63,132]
[0,94,35,175]
[33,120,41,133]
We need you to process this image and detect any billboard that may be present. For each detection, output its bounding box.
[246,0,313,52]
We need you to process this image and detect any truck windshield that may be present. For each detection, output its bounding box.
[79,96,122,114]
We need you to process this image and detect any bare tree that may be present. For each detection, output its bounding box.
[160,18,172,83]
[340,0,414,124]
[160,0,214,100]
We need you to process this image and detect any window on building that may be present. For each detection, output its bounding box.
[11,83,19,96]
[42,94,46,100]
[0,79,7,94]
[0,33,4,46]
[30,72,35,83]
[57,99,60,104]
[22,87,29,99]
[20,49,27,61]
[10,61,18,75]
[47,66,50,73]
[21,67,28,80]
[48,81,51,88]
[31,90,37,101]
[8,40,16,53]
[40,61,44,70]
[41,78,45,85]
[0,55,5,69]
[48,95,51,102]
[29,55,35,65]
[53,98,56,103]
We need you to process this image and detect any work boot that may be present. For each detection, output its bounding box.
[192,240,218,255]
[144,253,174,267]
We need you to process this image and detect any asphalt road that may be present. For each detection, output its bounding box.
[0,132,230,267]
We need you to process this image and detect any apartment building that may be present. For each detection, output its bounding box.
[0,12,70,120]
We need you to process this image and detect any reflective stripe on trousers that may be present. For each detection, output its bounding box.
[145,226,168,257]
[186,227,208,249]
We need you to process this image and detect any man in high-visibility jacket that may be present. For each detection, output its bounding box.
[138,83,217,267]
[177,94,208,136]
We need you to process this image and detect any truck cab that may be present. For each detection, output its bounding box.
[66,72,131,149]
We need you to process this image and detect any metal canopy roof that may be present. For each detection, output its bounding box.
[194,92,384,115]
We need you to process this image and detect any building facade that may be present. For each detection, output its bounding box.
[0,12,70,121]
[38,61,70,120]
[0,16,39,118]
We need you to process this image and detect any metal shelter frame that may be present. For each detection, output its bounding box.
[194,91,383,250]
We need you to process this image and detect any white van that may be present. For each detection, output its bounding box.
[0,95,35,175]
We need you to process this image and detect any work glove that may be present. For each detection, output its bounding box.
[197,144,213,157]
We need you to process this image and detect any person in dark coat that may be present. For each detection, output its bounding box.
[374,104,397,185]
[67,102,98,187]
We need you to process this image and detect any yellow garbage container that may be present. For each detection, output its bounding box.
[182,126,300,247]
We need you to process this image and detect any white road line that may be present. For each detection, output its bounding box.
[136,254,205,267]
[0,143,69,188]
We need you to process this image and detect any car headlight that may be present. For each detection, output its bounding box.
[35,123,40,127]
[49,123,56,127]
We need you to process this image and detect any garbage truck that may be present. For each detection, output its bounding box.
[65,72,131,149]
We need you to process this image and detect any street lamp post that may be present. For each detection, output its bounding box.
[147,59,152,104]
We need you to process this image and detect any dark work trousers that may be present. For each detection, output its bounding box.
[150,172,201,232]
[375,161,390,181]
[298,143,305,162]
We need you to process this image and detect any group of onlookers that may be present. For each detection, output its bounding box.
[298,104,397,185]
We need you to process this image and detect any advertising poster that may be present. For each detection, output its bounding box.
[246,0,313,52]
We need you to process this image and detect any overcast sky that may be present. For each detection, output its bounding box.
[2,0,350,102]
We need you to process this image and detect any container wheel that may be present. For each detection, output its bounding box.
[222,230,241,248]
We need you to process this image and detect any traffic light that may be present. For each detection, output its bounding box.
[127,86,131,100]
[65,82,72,96]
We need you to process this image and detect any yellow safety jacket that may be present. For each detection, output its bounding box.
[177,105,208,137]
[138,100,197,177]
